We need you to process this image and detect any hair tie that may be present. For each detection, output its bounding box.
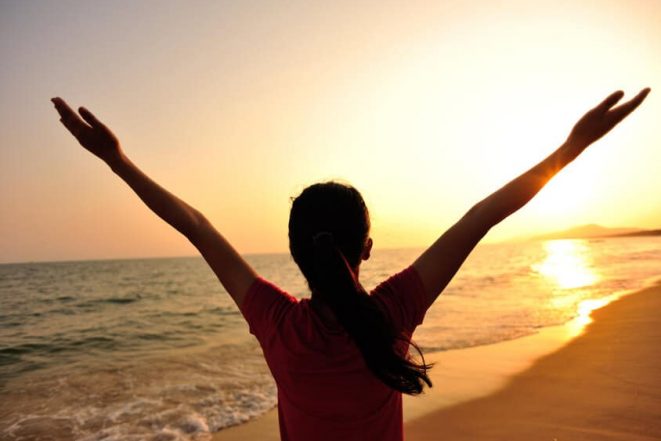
[312,231,334,245]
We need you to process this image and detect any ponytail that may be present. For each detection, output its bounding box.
[289,182,432,395]
[311,231,432,395]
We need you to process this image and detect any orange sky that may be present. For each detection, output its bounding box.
[1,0,659,263]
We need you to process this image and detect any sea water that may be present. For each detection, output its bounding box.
[1,237,660,440]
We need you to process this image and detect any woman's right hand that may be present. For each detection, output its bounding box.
[564,88,650,160]
[52,97,123,165]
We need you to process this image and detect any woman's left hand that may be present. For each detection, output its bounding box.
[51,97,123,165]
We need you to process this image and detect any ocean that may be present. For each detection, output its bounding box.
[1,237,660,440]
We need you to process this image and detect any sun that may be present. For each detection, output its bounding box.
[525,157,603,222]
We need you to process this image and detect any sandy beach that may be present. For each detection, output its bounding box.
[213,281,661,441]
[407,281,661,441]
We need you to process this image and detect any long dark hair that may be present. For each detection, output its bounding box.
[288,181,431,395]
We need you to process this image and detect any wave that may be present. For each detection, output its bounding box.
[1,239,659,439]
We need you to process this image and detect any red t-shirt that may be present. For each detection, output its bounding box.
[240,265,428,441]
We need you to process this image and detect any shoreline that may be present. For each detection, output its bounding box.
[212,279,661,440]
[210,324,586,441]
[407,279,661,440]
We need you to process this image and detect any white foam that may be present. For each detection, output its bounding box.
[177,413,210,434]
[151,427,187,441]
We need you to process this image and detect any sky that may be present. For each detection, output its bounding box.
[1,0,659,264]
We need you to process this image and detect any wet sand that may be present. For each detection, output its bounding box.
[213,282,661,440]
[407,282,661,440]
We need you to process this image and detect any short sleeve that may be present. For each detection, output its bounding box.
[239,277,298,343]
[370,265,428,334]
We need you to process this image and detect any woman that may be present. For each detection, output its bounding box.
[51,88,649,440]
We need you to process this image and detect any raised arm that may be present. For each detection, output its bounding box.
[51,97,257,307]
[413,88,651,308]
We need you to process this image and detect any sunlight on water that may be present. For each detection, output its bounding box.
[565,296,617,337]
[532,239,609,337]
[3,239,660,440]
[532,240,600,289]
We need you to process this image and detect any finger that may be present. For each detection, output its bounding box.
[51,97,89,129]
[58,115,84,139]
[617,87,650,111]
[609,88,651,123]
[51,98,84,138]
[595,90,624,113]
[51,97,79,120]
[79,106,107,129]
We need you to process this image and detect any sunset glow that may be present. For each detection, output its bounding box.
[1,0,659,263]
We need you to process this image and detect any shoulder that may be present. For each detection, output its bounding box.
[239,277,299,340]
[370,265,428,333]
[371,265,425,296]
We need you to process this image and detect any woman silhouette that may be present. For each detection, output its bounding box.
[51,88,649,441]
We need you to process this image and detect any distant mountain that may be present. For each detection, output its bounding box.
[528,224,659,241]
[606,229,661,238]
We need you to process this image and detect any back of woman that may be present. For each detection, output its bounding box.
[240,263,428,441]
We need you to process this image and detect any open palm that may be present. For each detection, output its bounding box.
[52,97,121,164]
[566,88,650,156]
